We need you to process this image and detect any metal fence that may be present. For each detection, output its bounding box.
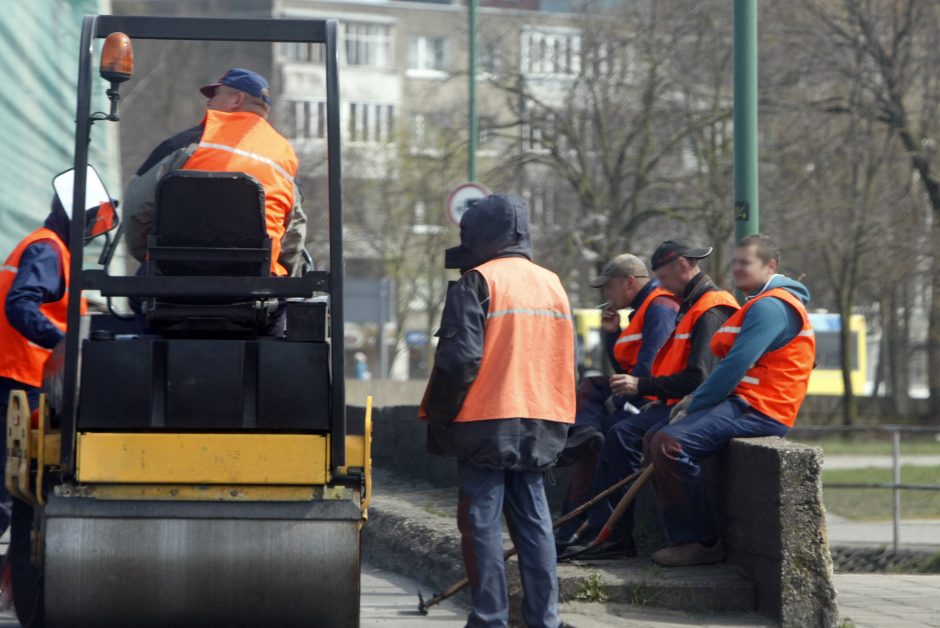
[790,425,940,553]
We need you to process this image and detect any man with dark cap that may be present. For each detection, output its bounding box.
[124,68,307,277]
[419,194,575,628]
[554,253,678,545]
[562,241,738,559]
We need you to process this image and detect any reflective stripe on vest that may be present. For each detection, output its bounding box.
[182,110,299,276]
[0,228,86,388]
[651,289,739,404]
[454,257,576,424]
[612,287,675,374]
[710,287,815,427]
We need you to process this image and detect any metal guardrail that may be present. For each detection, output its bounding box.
[790,425,940,553]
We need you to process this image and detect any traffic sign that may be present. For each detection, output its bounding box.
[446,182,490,226]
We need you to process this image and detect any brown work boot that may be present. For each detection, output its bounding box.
[651,541,725,567]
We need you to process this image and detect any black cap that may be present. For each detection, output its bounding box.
[651,240,713,271]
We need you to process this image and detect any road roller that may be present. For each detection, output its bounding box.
[4,15,371,627]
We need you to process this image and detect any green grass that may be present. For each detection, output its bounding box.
[822,465,940,520]
[803,437,940,456]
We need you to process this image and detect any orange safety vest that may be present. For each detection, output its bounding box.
[0,228,86,388]
[651,289,739,404]
[710,287,815,427]
[612,286,676,373]
[453,257,576,423]
[182,109,299,276]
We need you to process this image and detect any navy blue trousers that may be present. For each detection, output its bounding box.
[646,397,789,544]
[457,460,560,628]
[558,377,645,539]
[583,403,672,538]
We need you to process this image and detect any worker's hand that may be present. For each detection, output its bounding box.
[610,374,639,397]
[600,306,621,334]
[669,395,693,424]
[638,400,662,414]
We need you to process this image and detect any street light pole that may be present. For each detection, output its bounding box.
[468,0,478,182]
[733,0,759,241]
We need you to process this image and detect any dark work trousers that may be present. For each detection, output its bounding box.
[0,377,40,536]
[457,460,560,628]
[557,376,644,539]
[645,396,789,545]
[581,403,672,539]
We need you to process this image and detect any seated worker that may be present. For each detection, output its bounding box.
[420,194,575,628]
[563,240,738,559]
[647,234,814,567]
[555,254,677,543]
[0,196,88,538]
[123,68,307,277]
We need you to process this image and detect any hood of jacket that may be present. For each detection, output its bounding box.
[45,198,71,246]
[751,274,811,305]
[444,194,533,271]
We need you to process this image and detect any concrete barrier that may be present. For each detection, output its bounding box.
[356,403,838,627]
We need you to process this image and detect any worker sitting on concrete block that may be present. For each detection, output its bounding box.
[648,234,816,567]
[555,254,678,543]
[419,194,576,628]
[563,241,738,559]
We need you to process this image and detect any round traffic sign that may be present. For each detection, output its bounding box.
[446,182,491,226]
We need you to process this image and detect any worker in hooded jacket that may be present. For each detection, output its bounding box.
[420,194,575,628]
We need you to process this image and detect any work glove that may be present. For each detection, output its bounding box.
[669,395,693,424]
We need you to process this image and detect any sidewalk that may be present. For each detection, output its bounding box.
[827,513,940,548]
[834,574,940,627]
[823,454,940,470]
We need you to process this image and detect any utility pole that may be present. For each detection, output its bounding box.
[733,0,758,242]
[468,0,478,182]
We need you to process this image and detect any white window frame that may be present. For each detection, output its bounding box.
[282,98,327,141]
[348,101,397,145]
[520,27,581,78]
[407,35,449,78]
[344,21,393,69]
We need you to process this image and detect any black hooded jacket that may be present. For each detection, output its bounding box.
[423,195,570,471]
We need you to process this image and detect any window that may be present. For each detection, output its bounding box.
[283,99,327,140]
[522,106,552,153]
[478,35,502,76]
[279,41,325,64]
[348,102,396,144]
[408,36,448,74]
[521,28,581,77]
[344,22,392,68]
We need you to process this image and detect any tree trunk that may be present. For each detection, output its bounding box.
[928,221,940,422]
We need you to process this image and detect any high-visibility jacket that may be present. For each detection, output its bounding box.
[612,286,675,373]
[454,257,576,423]
[182,109,299,276]
[651,289,739,404]
[0,228,86,388]
[710,288,815,427]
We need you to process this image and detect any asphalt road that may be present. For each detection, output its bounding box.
[0,562,468,628]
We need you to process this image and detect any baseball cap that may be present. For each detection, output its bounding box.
[650,240,713,271]
[590,254,649,288]
[200,68,272,106]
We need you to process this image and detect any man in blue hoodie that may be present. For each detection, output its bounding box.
[647,234,816,567]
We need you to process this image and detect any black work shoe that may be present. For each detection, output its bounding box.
[560,537,637,561]
[556,426,604,467]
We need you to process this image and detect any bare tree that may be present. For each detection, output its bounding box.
[802,0,940,418]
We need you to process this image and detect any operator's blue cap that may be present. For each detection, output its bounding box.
[200,68,272,105]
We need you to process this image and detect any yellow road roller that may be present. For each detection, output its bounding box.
[4,15,371,627]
